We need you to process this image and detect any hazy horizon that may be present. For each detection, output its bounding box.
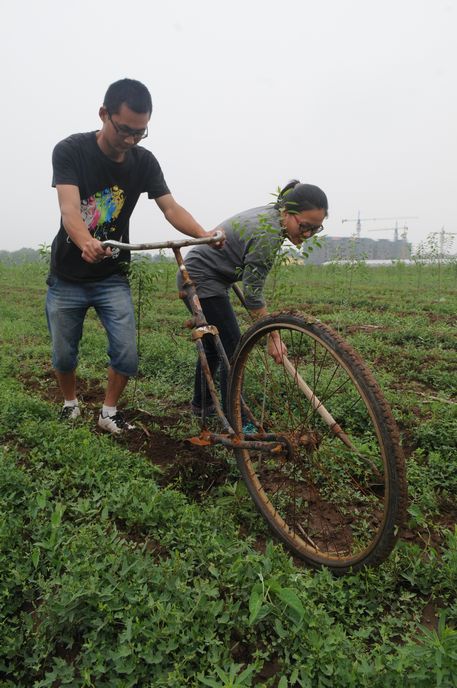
[1,0,455,254]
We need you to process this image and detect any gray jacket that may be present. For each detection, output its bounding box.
[179,205,284,309]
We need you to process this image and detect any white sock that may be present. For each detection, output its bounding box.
[64,399,78,408]
[102,405,117,418]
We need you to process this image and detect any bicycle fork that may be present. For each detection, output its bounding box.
[175,247,286,455]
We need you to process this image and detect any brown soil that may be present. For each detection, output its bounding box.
[114,410,231,498]
[420,598,445,632]
[20,369,230,501]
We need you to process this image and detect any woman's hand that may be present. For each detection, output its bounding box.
[268,333,288,364]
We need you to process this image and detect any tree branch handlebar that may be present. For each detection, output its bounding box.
[101,230,225,252]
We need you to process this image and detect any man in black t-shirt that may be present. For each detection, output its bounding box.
[47,78,215,435]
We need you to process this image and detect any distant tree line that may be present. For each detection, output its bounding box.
[0,247,174,265]
[0,248,42,264]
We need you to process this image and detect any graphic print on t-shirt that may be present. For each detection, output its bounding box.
[80,185,125,240]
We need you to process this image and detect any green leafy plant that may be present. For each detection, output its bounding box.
[198,662,256,688]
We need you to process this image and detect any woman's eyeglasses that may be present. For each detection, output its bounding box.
[297,221,324,236]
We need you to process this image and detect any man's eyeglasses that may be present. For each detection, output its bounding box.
[107,111,148,140]
[297,221,324,236]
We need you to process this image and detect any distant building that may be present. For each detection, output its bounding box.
[304,236,412,264]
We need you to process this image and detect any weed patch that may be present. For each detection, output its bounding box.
[0,261,456,685]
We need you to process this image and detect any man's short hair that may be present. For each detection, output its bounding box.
[103,78,153,115]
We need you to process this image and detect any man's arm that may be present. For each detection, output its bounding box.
[155,193,210,239]
[56,185,110,263]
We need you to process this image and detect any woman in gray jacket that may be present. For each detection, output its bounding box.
[178,180,328,415]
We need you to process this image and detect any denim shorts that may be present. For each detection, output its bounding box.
[45,273,138,377]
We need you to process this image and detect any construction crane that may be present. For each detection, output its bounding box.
[367,224,400,241]
[341,212,417,239]
[366,222,409,242]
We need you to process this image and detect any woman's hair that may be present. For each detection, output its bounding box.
[275,180,328,216]
[103,78,153,115]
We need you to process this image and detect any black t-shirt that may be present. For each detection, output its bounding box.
[50,132,170,281]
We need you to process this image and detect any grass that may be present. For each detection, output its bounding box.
[0,258,456,686]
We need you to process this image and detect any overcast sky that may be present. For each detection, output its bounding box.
[1,0,455,252]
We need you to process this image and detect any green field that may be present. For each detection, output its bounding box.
[1,258,456,687]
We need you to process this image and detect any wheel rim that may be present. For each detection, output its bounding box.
[230,320,399,569]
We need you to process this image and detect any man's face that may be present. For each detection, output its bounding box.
[99,103,150,155]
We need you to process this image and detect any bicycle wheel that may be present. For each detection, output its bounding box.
[228,312,407,574]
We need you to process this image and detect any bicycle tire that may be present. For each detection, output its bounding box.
[227,312,407,574]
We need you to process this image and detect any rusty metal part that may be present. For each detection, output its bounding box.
[212,433,287,453]
[194,339,234,434]
[186,431,290,454]
[191,325,219,340]
[174,248,194,289]
[187,430,213,447]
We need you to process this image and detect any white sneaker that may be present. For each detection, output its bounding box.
[59,405,81,421]
[98,411,135,435]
